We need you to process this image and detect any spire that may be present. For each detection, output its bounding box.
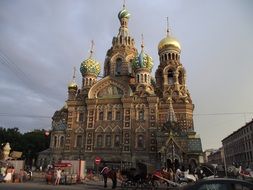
[166,16,170,37]
[123,0,126,9]
[72,66,76,82]
[68,66,78,90]
[141,33,144,52]
[89,40,94,58]
[167,98,177,122]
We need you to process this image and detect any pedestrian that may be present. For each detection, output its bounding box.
[54,168,62,185]
[19,169,25,183]
[100,164,109,188]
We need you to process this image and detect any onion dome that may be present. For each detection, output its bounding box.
[132,35,153,72]
[68,81,77,90]
[158,17,181,51]
[158,36,181,51]
[80,58,101,77]
[118,6,130,20]
[132,51,153,72]
[80,40,101,77]
[68,67,78,90]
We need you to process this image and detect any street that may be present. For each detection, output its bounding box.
[0,180,177,190]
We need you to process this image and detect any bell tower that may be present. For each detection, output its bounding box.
[104,3,137,78]
[155,19,194,132]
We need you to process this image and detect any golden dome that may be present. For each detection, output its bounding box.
[68,81,78,90]
[158,36,181,51]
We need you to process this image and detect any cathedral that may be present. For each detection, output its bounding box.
[39,4,203,170]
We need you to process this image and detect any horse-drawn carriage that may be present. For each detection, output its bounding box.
[120,162,158,189]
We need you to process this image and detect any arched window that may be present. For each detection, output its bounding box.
[76,135,82,147]
[172,53,175,60]
[97,135,103,147]
[141,74,143,83]
[60,136,64,147]
[114,135,120,147]
[137,75,140,82]
[89,78,92,85]
[99,112,104,120]
[168,70,174,85]
[144,74,147,83]
[79,112,84,122]
[116,58,122,75]
[105,135,111,147]
[169,53,171,60]
[54,136,57,147]
[116,111,121,120]
[137,135,144,148]
[107,111,112,120]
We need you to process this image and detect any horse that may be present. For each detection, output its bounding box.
[101,167,117,189]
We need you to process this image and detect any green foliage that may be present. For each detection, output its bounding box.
[0,127,50,161]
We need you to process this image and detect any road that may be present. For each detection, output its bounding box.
[0,180,177,190]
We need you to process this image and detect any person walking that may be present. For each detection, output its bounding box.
[54,168,62,185]
[100,165,109,188]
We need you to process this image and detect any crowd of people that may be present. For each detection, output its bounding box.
[0,165,31,183]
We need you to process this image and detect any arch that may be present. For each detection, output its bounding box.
[144,74,147,83]
[137,74,140,82]
[105,126,113,132]
[88,76,132,98]
[169,53,171,60]
[165,54,167,61]
[95,126,104,132]
[172,53,175,60]
[136,125,145,132]
[113,125,121,132]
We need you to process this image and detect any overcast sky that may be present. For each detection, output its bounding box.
[0,0,252,150]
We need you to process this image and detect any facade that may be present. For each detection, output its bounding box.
[38,5,202,170]
[222,119,253,168]
[203,149,216,163]
[207,147,224,165]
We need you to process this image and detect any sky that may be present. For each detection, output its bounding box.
[0,0,253,150]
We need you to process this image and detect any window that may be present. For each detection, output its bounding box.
[107,111,112,120]
[97,135,103,147]
[79,112,84,122]
[116,111,121,120]
[54,136,57,147]
[60,136,64,147]
[99,112,104,120]
[116,58,122,75]
[115,135,120,147]
[76,135,82,147]
[137,135,144,148]
[168,70,174,85]
[139,110,144,121]
[105,135,111,147]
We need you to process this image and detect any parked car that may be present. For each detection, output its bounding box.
[179,178,253,190]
